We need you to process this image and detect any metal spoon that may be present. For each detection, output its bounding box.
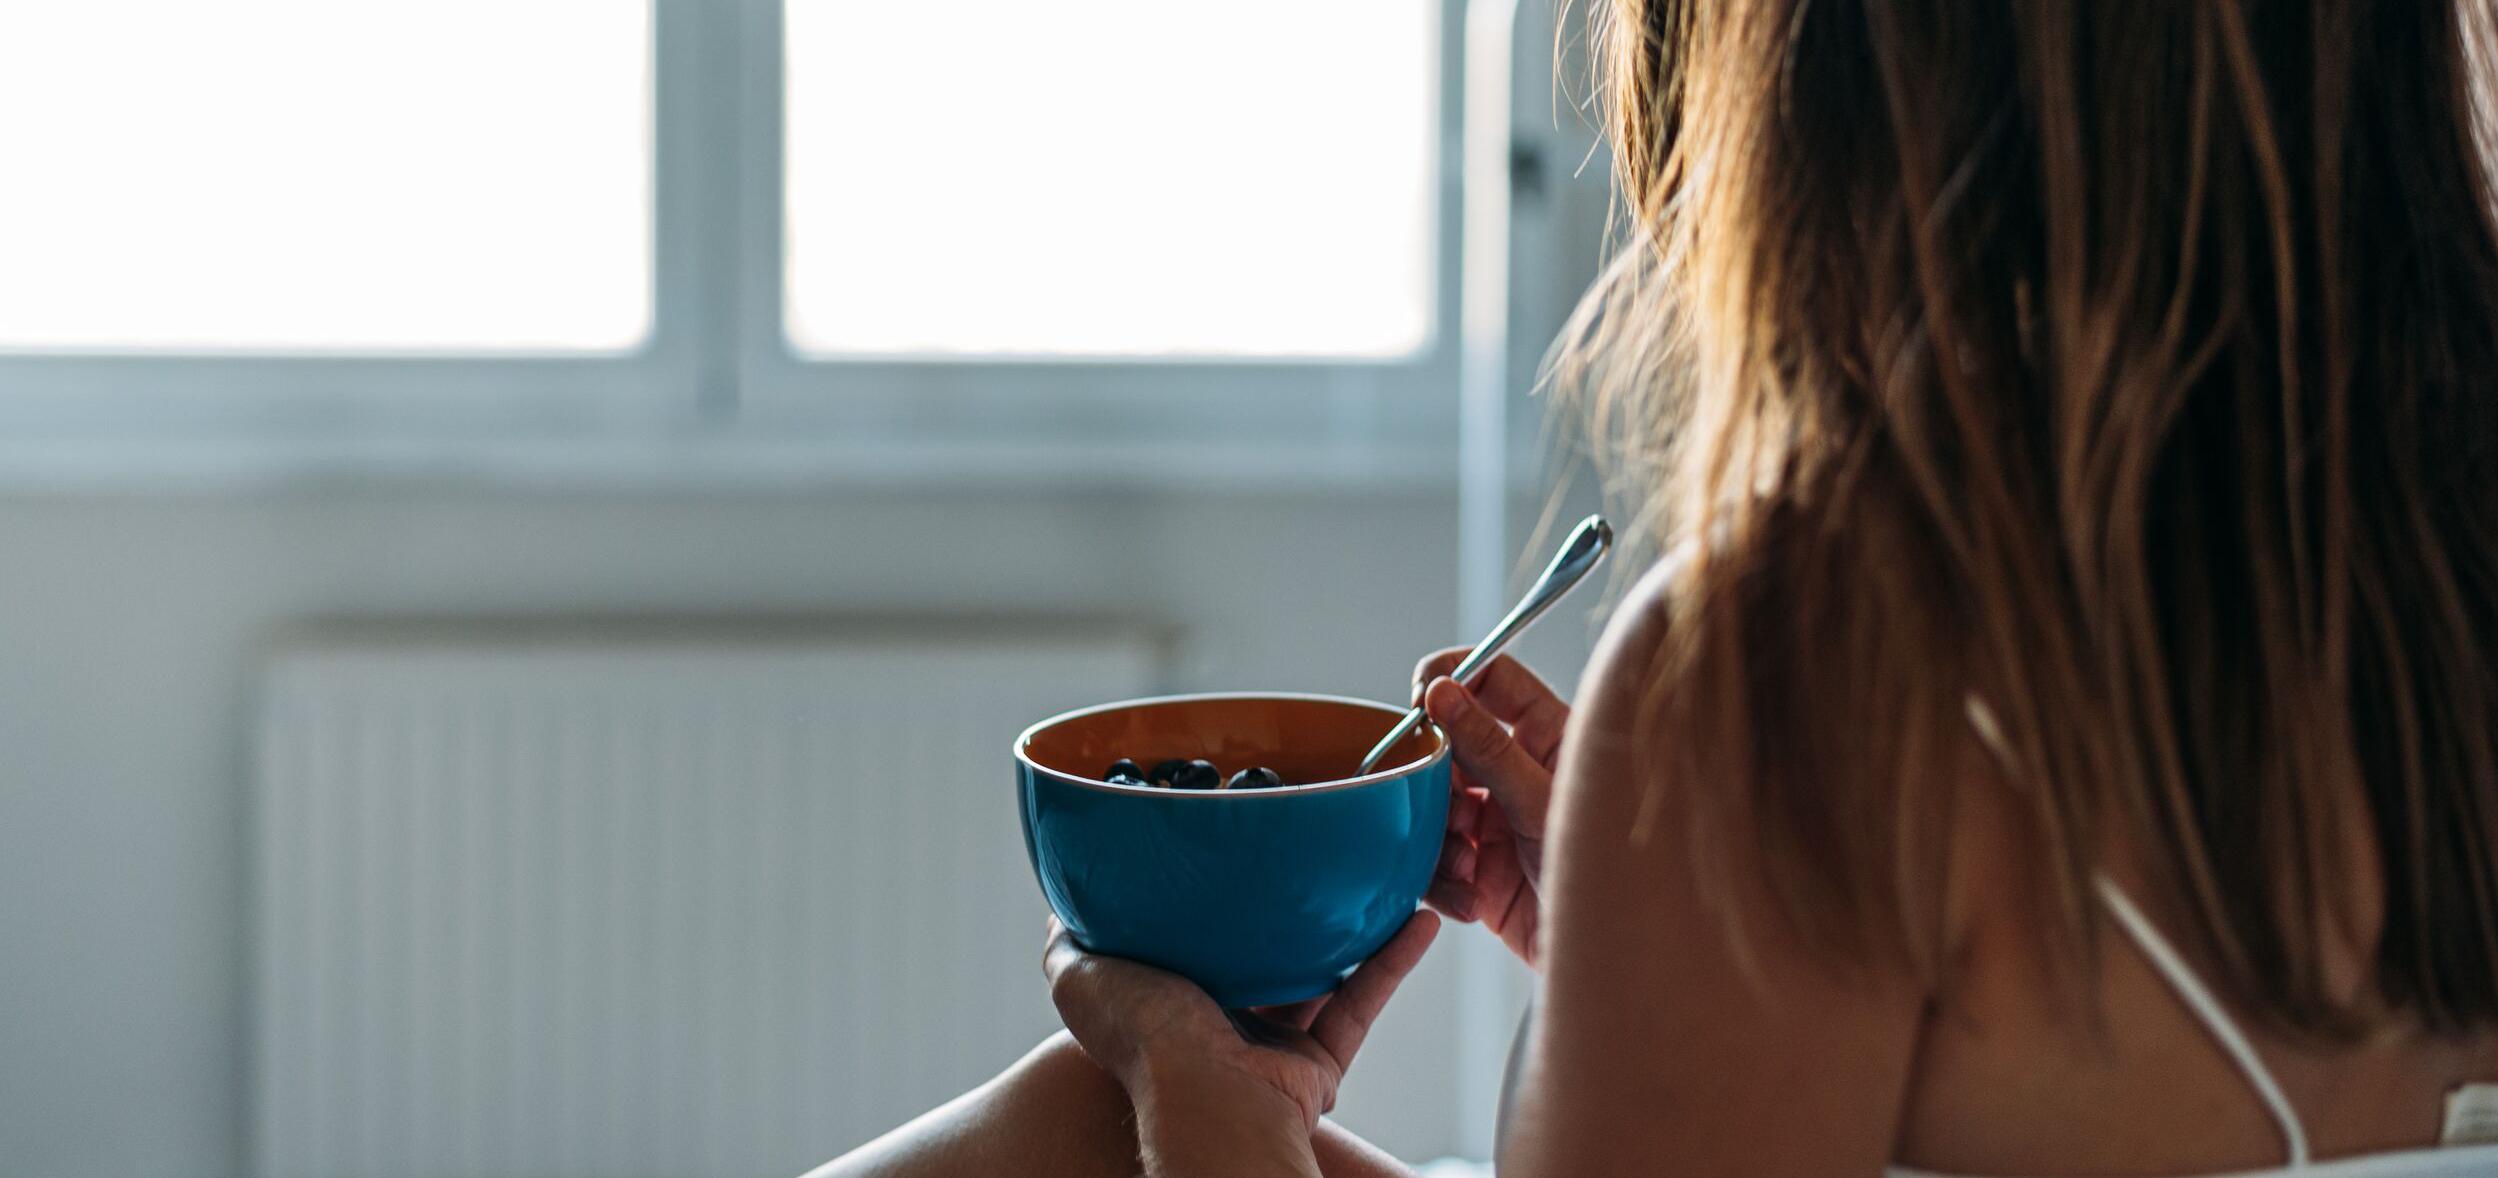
[1357,514,1614,775]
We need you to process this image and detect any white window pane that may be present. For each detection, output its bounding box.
[0,0,652,354]
[785,0,1437,359]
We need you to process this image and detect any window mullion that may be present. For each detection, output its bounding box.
[650,0,747,427]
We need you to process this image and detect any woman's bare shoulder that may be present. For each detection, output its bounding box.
[1572,545,1696,715]
[1510,542,1930,1176]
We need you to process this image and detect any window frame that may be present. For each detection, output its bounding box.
[0,0,1465,482]
[736,0,1463,459]
[0,0,713,444]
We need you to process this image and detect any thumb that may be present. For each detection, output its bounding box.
[1305,909,1440,1073]
[1424,678,1553,839]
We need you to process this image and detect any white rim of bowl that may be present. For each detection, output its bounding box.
[1013,690,1449,797]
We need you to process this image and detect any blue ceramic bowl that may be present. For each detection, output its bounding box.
[1015,692,1451,1008]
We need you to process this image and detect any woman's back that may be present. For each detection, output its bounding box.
[1896,783,2498,1174]
[1505,562,2498,1175]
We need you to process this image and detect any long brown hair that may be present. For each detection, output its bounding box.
[1562,0,2498,1034]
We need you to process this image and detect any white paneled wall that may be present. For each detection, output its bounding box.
[251,628,1159,1178]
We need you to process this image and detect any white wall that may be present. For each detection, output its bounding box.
[0,487,1566,1177]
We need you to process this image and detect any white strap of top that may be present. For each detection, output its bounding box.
[2094,876,2312,1167]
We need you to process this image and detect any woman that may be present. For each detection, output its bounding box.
[820,0,2498,1173]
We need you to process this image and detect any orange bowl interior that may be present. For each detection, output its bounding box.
[1023,695,1441,786]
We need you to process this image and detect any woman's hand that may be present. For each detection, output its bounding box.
[1413,649,1565,969]
[1043,911,1440,1147]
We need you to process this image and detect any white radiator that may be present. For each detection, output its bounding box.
[250,625,1161,1178]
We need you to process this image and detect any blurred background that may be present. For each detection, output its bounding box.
[0,2,1615,1175]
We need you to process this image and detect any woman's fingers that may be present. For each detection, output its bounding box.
[1042,917,1080,986]
[1252,996,1331,1033]
[1460,658,1571,764]
[1410,647,1471,702]
[1306,910,1441,1073]
[1042,919,1128,1044]
[1412,650,1561,715]
[1042,917,1233,1082]
[1438,825,1477,883]
[1425,873,1479,922]
[1424,678,1555,840]
[1409,650,1570,764]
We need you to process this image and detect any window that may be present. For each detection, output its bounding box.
[782,0,1437,359]
[0,0,652,354]
[0,1,1457,470]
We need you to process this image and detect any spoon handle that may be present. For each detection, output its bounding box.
[1356,515,1613,775]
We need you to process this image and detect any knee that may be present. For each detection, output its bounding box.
[1008,1030,1117,1099]
[806,1032,1136,1178]
[985,1031,1134,1148]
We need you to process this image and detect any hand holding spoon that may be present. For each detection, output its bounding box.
[1357,515,1613,775]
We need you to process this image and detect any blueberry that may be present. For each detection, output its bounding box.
[1169,759,1223,790]
[1107,774,1152,788]
[1225,766,1284,791]
[1147,759,1191,786]
[1105,759,1143,782]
